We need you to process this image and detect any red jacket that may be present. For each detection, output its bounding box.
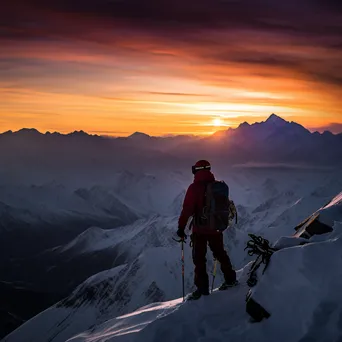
[178,170,219,234]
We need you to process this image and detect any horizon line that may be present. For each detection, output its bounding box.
[1,114,342,137]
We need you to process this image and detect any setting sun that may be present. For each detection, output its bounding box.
[213,118,223,127]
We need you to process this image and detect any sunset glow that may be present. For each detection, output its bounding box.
[1,1,342,135]
[213,118,223,127]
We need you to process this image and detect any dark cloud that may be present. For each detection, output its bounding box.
[1,0,342,91]
[2,0,342,38]
[308,71,342,87]
[2,0,341,60]
[212,51,342,87]
[220,54,302,69]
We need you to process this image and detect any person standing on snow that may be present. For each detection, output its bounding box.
[176,160,237,300]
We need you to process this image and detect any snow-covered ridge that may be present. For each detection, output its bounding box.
[66,226,342,342]
[59,226,111,254]
[0,171,189,229]
[0,182,140,232]
[68,190,342,342]
[4,186,342,342]
[2,167,341,339]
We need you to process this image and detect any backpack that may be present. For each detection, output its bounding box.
[196,180,238,232]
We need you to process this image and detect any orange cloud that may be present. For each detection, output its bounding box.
[1,1,342,135]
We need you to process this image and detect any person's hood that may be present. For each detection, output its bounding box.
[193,170,215,183]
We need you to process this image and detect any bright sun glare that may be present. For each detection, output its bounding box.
[213,118,223,127]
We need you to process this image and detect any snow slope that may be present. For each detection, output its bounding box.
[67,269,252,342]
[5,188,342,342]
[56,215,181,260]
[2,216,203,342]
[59,197,342,342]
[64,225,342,342]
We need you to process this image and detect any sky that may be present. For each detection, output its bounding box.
[1,0,342,136]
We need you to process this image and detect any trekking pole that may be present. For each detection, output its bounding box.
[181,239,185,301]
[173,237,185,301]
[211,259,218,293]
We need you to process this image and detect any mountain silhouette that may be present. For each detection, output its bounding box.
[1,114,342,167]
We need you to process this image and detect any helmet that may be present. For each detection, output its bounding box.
[192,160,211,175]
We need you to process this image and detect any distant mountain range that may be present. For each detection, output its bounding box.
[1,114,342,175]
[2,114,341,139]
[193,113,342,165]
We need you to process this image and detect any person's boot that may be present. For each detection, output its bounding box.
[218,280,239,291]
[187,288,209,300]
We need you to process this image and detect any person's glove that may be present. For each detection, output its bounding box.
[176,228,187,240]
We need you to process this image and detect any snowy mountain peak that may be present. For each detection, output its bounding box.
[265,113,288,125]
[68,130,90,137]
[60,226,109,253]
[128,132,152,139]
[236,114,288,131]
[238,121,250,129]
[16,128,41,136]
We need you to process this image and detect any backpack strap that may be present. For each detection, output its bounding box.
[194,181,211,227]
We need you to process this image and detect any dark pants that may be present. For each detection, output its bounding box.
[192,233,236,291]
